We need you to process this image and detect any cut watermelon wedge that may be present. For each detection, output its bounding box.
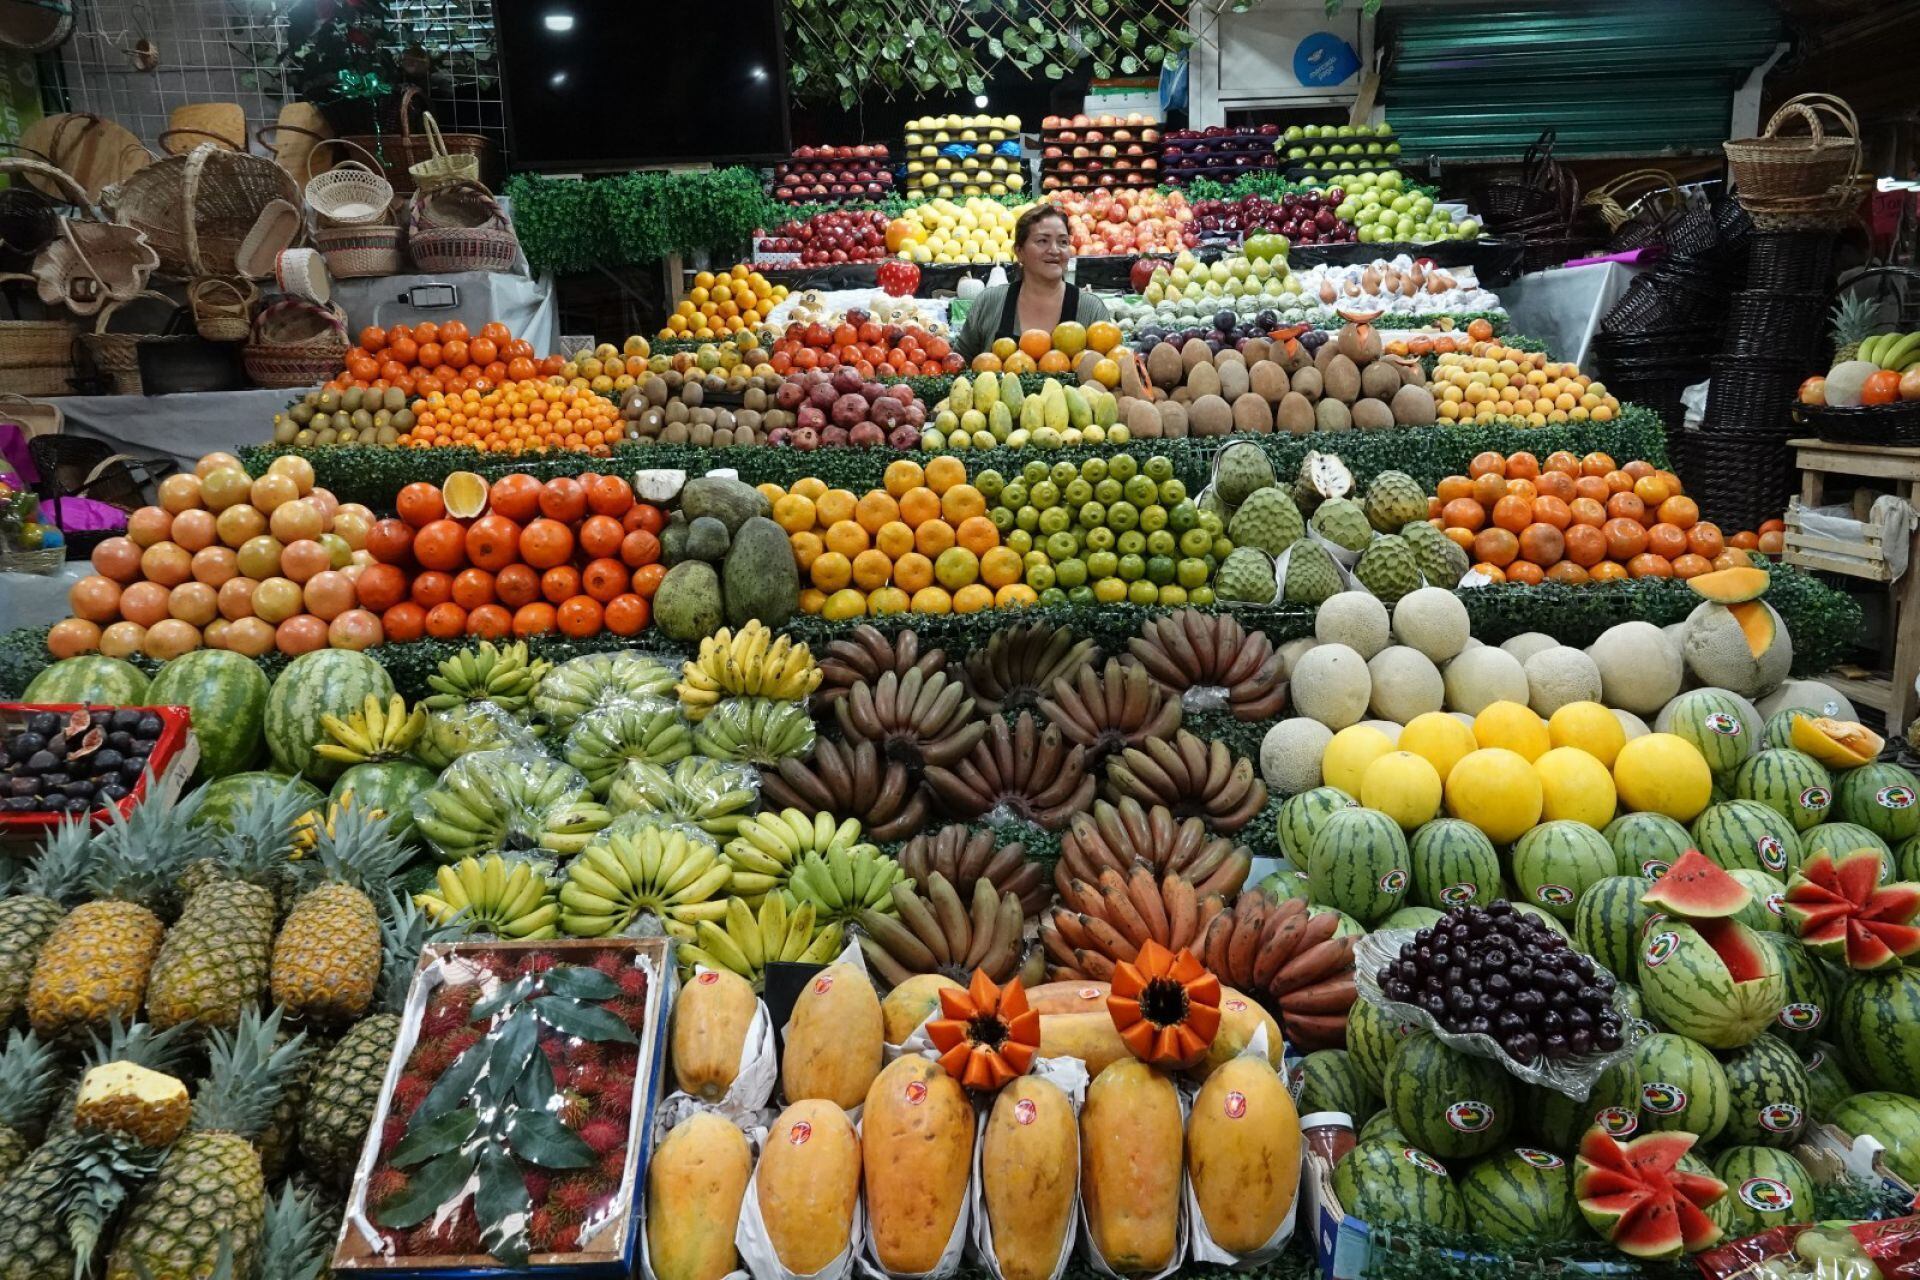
[1640,849,1751,920]
[1784,850,1920,971]
[1576,1128,1726,1260]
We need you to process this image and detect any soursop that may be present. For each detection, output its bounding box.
[1352,535,1422,605]
[1227,487,1305,556]
[1310,497,1373,553]
[1291,450,1354,517]
[1216,441,1276,507]
[1283,541,1343,606]
[1364,471,1427,533]
[1215,547,1278,604]
[1401,521,1470,588]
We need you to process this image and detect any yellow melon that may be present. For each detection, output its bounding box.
[1444,748,1543,844]
[1533,746,1618,828]
[1613,732,1713,821]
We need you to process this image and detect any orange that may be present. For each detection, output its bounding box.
[952,583,994,613]
[791,476,828,501]
[923,457,966,495]
[893,552,934,592]
[1037,350,1072,375]
[814,488,857,526]
[799,588,827,615]
[821,589,868,622]
[875,520,915,560]
[758,482,788,505]
[1018,329,1052,360]
[1086,321,1122,354]
[934,546,979,590]
[954,515,999,556]
[884,459,925,497]
[823,520,870,557]
[868,586,910,616]
[810,551,852,592]
[971,353,1003,373]
[995,583,1039,607]
[1001,351,1037,376]
[991,337,1018,361]
[914,519,956,558]
[898,487,942,528]
[979,546,1022,589]
[940,484,986,525]
[789,530,825,573]
[910,586,953,614]
[851,549,894,591]
[1632,474,1672,507]
[854,490,900,533]
[774,493,817,534]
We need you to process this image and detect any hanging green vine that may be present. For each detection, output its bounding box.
[783,0,1195,110]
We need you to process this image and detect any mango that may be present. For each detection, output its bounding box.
[647,1113,751,1280]
[974,370,999,409]
[758,1101,861,1275]
[983,1076,1079,1280]
[949,376,973,414]
[1063,385,1092,431]
[1188,1056,1302,1252]
[672,968,759,1101]
[1082,1060,1183,1272]
[863,1055,972,1274]
[781,961,883,1109]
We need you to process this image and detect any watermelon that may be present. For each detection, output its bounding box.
[262,650,395,782]
[1509,821,1616,920]
[1260,868,1309,902]
[1278,785,1357,867]
[1639,917,1785,1049]
[1382,1032,1515,1159]
[1292,1048,1379,1116]
[1826,1091,1920,1187]
[1765,707,1810,749]
[1834,967,1920,1095]
[1731,750,1834,833]
[1307,905,1366,939]
[1531,1053,1642,1150]
[1805,821,1894,869]
[1379,906,1446,930]
[1306,807,1409,926]
[1763,933,1831,1053]
[193,770,325,832]
[1726,870,1787,934]
[1711,1147,1815,1238]
[1691,801,1802,879]
[1574,1128,1726,1260]
[331,761,438,846]
[144,650,270,781]
[1603,812,1695,880]
[1783,850,1920,970]
[1801,1044,1852,1120]
[1347,998,1418,1095]
[1459,1146,1581,1246]
[1717,1033,1810,1148]
[1631,1032,1730,1142]
[1574,875,1654,980]
[1357,1109,1405,1144]
[1837,762,1920,844]
[1330,1138,1466,1234]
[23,655,149,705]
[1407,818,1501,910]
[1656,688,1761,777]
[1903,835,1920,883]
[1642,848,1752,919]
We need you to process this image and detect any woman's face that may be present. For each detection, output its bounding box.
[1019,215,1071,284]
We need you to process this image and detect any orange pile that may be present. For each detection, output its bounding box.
[402,381,626,455]
[768,317,959,379]
[969,320,1124,377]
[332,321,564,399]
[660,265,787,340]
[1430,450,1775,586]
[1429,342,1622,427]
[768,457,1036,621]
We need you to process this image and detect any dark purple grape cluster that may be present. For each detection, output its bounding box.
[1380,901,1623,1063]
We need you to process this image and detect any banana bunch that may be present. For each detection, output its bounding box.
[1041,866,1226,982]
[787,848,906,925]
[314,693,426,766]
[1035,658,1184,762]
[857,872,1026,987]
[533,652,678,733]
[562,700,695,796]
[1057,797,1253,901]
[759,737,930,842]
[423,641,551,714]
[411,749,612,863]
[1858,332,1920,372]
[558,823,731,937]
[607,757,760,838]
[415,701,542,771]
[898,824,1051,917]
[677,894,844,992]
[415,854,560,939]
[962,621,1099,713]
[691,697,816,766]
[1128,611,1287,722]
[1102,730,1268,834]
[833,669,984,770]
[815,625,947,709]
[678,621,822,721]
[723,808,871,903]
[924,710,1096,831]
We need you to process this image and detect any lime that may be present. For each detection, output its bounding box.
[1087,550,1119,579]
[1063,479,1094,507]
[1189,585,1216,606]
[1127,579,1160,606]
[1118,553,1146,582]
[1212,536,1234,559]
[1022,549,1051,571]
[990,506,1016,533]
[1145,555,1176,586]
[1030,480,1059,508]
[1158,478,1188,505]
[1045,531,1079,562]
[974,469,1005,500]
[1050,461,1078,488]
[1055,558,1088,588]
[1146,529,1176,558]
[1080,457,1109,483]
[1198,510,1224,535]
[1021,461,1048,486]
[1144,455,1173,482]
[1177,557,1211,588]
[1108,453,1139,483]
[1139,504,1167,533]
[1107,501,1139,532]
[1124,475,1159,507]
[1078,501,1106,529]
[1068,584,1097,606]
[1000,481,1028,508]
[1116,530,1147,557]
[1038,506,1071,535]
[1015,506,1040,532]
[1094,478,1123,505]
[1168,501,1200,534]
[1157,584,1189,606]
[1084,526,1115,553]
[1040,586,1069,607]
[1026,563,1056,591]
[1005,528,1033,556]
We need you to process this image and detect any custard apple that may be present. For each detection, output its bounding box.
[1309,497,1373,553]
[1216,441,1277,507]
[1227,487,1305,557]
[1364,470,1427,533]
[1352,534,1422,605]
[1291,450,1353,517]
[1283,540,1343,606]
[1215,547,1278,604]
[1196,485,1230,525]
[1401,520,1470,588]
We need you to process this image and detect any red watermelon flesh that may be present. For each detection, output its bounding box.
[1575,1129,1726,1260]
[1784,850,1920,971]
[1640,849,1751,919]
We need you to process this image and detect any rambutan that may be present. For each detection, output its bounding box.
[523,1169,553,1206]
[591,952,624,976]
[549,1175,603,1218]
[606,997,648,1032]
[597,1147,628,1185]
[367,1166,411,1213]
[528,1207,568,1253]
[567,1062,606,1094]
[392,1075,433,1118]
[568,1040,605,1068]
[579,1116,626,1156]
[445,1025,485,1056]
[518,951,560,977]
[421,987,476,1036]
[548,1222,581,1253]
[406,1041,453,1079]
[592,1084,633,1125]
[601,1069,636,1105]
[380,1115,407,1154]
[407,1205,482,1257]
[603,1042,639,1073]
[539,1038,570,1069]
[617,967,649,998]
[554,1089,590,1129]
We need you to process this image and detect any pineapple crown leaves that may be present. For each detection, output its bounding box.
[255,1187,332,1280]
[86,788,206,915]
[47,1129,168,1280]
[374,891,461,1015]
[305,799,409,896]
[190,1007,309,1142]
[22,817,95,903]
[1831,291,1889,343]
[0,1029,63,1131]
[206,780,319,887]
[82,1018,195,1078]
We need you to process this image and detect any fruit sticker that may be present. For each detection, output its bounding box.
[1800,786,1832,814]
[1225,1091,1248,1120]
[789,1121,812,1146]
[1639,859,1671,880]
[1759,1102,1804,1134]
[1225,998,1248,1013]
[1379,869,1408,894]
[1640,1082,1688,1116]
[1402,1148,1448,1176]
[1444,1101,1494,1133]
[1596,1106,1639,1137]
[1642,912,1667,936]
[1535,883,1574,908]
[697,971,720,985]
[1704,712,1742,737]
[1765,892,1786,917]
[904,1080,928,1105]
[1439,883,1478,907]
[1077,987,1102,1002]
[1877,785,1916,811]
[813,975,834,994]
[1014,1098,1037,1126]
[1738,1177,1795,1213]
[1514,1149,1565,1170]
[1643,931,1680,968]
[1779,1002,1823,1032]
[1757,835,1788,874]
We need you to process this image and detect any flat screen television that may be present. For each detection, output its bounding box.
[497,1,791,171]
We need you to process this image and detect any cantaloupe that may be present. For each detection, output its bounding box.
[1681,600,1791,698]
[1261,718,1333,795]
[671,968,759,1101]
[648,1113,751,1280]
[880,973,962,1045]
[1688,565,1769,604]
[1316,592,1390,658]
[1083,1061,1184,1273]
[863,1055,973,1274]
[781,961,884,1108]
[1790,716,1884,770]
[758,1101,862,1274]
[1188,1056,1302,1253]
[982,1076,1081,1280]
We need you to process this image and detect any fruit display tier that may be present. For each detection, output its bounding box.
[1160,128,1281,185]
[1038,122,1163,193]
[770,145,896,205]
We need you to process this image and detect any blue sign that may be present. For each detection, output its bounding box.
[1294,32,1360,87]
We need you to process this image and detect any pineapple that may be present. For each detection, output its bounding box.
[46,1019,195,1142]
[26,794,199,1044]
[0,1128,167,1280]
[300,893,449,1190]
[146,782,313,1033]
[106,1006,309,1280]
[1832,292,1889,364]
[256,1026,322,1182]
[0,1030,63,1180]
[270,802,406,1025]
[74,1061,191,1147]
[255,1185,334,1280]
[0,819,95,1025]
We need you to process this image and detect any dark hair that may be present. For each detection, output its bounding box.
[1014,204,1071,248]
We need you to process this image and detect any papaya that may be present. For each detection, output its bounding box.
[1188,1056,1301,1253]
[1082,1060,1183,1272]
[862,1055,973,1274]
[672,968,759,1101]
[781,961,884,1109]
[1024,981,1110,1015]
[1037,1010,1130,1076]
[880,973,962,1045]
[647,1113,751,1280]
[1195,987,1285,1079]
[983,1076,1080,1280]
[757,1100,862,1275]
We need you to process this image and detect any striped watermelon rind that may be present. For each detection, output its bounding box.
[1306,807,1409,926]
[1639,918,1785,1050]
[1382,1032,1517,1160]
[1358,1109,1406,1144]
[1380,906,1446,931]
[1692,800,1803,879]
[1710,1146,1816,1238]
[1407,818,1501,911]
[22,655,150,706]
[331,760,439,845]
[1603,811,1695,880]
[1806,822,1896,877]
[1717,1033,1810,1148]
[262,650,396,782]
[1726,869,1788,934]
[1758,933,1830,1056]
[1631,1032,1730,1143]
[1330,1138,1467,1235]
[1837,762,1920,844]
[1800,1044,1852,1121]
[1279,785,1358,867]
[1510,821,1617,921]
[1732,749,1835,834]
[1293,1048,1380,1117]
[1348,998,1419,1095]
[1834,967,1920,1096]
[1655,688,1760,777]
[144,649,270,781]
[1531,1054,1642,1151]
[1574,875,1654,981]
[192,770,326,832]
[1764,707,1811,750]
[1458,1146,1581,1246]
[1826,1091,1920,1188]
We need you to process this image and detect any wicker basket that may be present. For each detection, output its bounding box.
[0,144,67,257]
[104,143,302,280]
[189,276,257,342]
[0,391,63,440]
[1724,94,1861,202]
[407,183,517,273]
[82,291,190,395]
[17,113,150,204]
[339,86,490,197]
[243,298,347,388]
[0,0,73,53]
[1676,425,1798,537]
[1794,401,1920,447]
[1743,178,1870,234]
[315,222,405,278]
[160,103,246,155]
[1583,168,1682,234]
[30,215,160,317]
[0,272,75,396]
[408,113,480,193]
[304,138,394,228]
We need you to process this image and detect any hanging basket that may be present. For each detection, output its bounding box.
[189,276,257,342]
[315,222,405,279]
[159,101,247,155]
[1724,94,1861,202]
[257,102,332,184]
[243,297,347,388]
[17,113,151,204]
[1741,178,1870,234]
[304,137,395,228]
[105,143,301,280]
[81,291,189,395]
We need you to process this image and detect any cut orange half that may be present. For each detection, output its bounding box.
[442,471,489,519]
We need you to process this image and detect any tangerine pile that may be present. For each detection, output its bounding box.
[401,381,626,455]
[768,315,962,379]
[968,320,1125,377]
[660,265,788,340]
[1431,450,1773,585]
[355,472,668,641]
[1430,342,1622,426]
[768,457,1039,621]
[331,321,563,399]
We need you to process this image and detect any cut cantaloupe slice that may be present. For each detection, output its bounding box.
[1725,600,1776,659]
[1687,565,1769,605]
[1790,714,1885,770]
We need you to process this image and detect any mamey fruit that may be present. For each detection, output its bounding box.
[1082,1060,1183,1272]
[863,1055,971,1274]
[758,1101,861,1273]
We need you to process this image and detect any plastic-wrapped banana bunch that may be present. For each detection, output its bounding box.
[415,853,561,939]
[415,698,544,771]
[410,747,611,864]
[558,817,732,938]
[691,696,816,766]
[532,651,678,735]
[562,695,695,796]
[607,756,760,839]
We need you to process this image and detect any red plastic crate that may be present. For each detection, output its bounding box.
[0,704,198,838]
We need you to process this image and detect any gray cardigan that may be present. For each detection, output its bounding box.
[954,280,1111,362]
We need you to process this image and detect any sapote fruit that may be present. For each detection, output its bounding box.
[1641,848,1751,919]
[1783,850,1920,970]
[1575,1128,1726,1260]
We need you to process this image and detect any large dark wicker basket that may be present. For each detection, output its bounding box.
[1676,425,1797,535]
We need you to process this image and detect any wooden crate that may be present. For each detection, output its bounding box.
[1783,500,1894,582]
